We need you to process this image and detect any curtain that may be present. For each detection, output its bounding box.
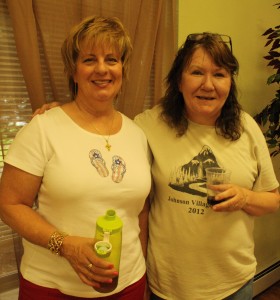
[7,0,178,119]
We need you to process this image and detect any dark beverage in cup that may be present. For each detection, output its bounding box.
[207,196,226,206]
[205,167,231,207]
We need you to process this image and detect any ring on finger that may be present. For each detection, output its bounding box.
[87,263,93,270]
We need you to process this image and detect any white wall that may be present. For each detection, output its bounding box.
[178,0,280,274]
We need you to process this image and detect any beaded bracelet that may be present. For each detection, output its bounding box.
[47,231,68,256]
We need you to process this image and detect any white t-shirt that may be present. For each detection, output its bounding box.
[135,105,279,300]
[5,107,151,298]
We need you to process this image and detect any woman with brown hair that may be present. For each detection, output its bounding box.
[135,33,279,300]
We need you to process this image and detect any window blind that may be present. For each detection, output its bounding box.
[0,0,32,290]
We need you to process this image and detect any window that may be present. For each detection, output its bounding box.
[0,0,32,291]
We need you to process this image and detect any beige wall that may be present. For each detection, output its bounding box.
[178,0,280,274]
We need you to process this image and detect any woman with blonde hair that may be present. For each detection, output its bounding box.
[0,16,151,300]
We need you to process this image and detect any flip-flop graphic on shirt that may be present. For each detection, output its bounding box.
[89,149,109,177]
[111,155,126,183]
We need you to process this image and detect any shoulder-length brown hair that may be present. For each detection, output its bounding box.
[160,32,243,140]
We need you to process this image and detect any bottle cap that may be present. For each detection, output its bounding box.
[96,209,123,234]
[94,240,112,257]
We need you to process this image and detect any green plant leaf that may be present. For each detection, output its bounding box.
[258,110,268,125]
[265,40,273,47]
[268,32,279,39]
[267,58,280,66]
[267,139,277,146]
[269,51,280,57]
[257,4,280,157]
[267,73,280,84]
[271,39,280,50]
[264,55,273,60]
[263,28,274,36]
[271,149,280,157]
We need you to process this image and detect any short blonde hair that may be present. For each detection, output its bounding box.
[61,16,133,100]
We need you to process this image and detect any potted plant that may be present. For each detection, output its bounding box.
[254,3,280,157]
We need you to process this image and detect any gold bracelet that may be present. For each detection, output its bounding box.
[47,231,68,256]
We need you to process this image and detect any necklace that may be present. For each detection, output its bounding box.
[91,117,115,151]
[74,101,115,151]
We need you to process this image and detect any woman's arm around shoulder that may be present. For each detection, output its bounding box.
[32,101,61,117]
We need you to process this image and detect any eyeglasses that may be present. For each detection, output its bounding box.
[186,33,232,52]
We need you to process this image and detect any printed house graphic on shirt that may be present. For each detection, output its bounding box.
[169,145,220,196]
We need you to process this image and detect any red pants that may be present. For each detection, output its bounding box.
[19,273,146,300]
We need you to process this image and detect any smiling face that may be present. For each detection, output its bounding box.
[74,41,123,107]
[179,47,232,125]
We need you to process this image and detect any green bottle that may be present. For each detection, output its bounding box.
[94,209,123,293]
